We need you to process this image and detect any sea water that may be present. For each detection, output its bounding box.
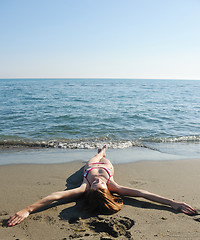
[0,78,200,164]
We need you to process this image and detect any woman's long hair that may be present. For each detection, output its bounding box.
[83,188,123,214]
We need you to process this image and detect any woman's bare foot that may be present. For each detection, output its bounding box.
[98,145,107,158]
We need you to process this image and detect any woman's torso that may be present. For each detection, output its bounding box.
[83,158,114,186]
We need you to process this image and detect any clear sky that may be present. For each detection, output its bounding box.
[0,0,200,79]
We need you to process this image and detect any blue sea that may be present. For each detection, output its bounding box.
[0,78,200,163]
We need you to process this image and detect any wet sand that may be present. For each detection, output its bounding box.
[0,154,200,239]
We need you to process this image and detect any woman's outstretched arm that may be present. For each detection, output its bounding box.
[111,183,196,215]
[8,183,87,226]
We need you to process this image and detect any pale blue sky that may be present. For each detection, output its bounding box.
[0,0,200,79]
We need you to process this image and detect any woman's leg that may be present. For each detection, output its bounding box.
[84,145,114,174]
[87,145,107,165]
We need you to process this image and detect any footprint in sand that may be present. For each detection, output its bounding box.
[68,216,134,239]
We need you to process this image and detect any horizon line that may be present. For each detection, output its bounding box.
[0,77,200,81]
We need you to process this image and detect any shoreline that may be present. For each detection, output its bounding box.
[0,146,199,166]
[1,156,200,239]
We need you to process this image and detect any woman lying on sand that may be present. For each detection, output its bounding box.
[8,145,196,226]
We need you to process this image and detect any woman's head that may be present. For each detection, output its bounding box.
[90,177,107,190]
[84,188,123,214]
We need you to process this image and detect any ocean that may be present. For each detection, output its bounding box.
[0,78,200,164]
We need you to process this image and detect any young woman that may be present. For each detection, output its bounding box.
[8,145,196,226]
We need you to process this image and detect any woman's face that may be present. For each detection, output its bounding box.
[91,178,107,190]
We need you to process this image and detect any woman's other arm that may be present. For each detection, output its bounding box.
[111,183,196,215]
[8,183,87,226]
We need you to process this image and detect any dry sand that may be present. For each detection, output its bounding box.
[0,157,200,240]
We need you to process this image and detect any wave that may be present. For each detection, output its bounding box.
[0,138,152,150]
[143,135,200,143]
[0,135,199,151]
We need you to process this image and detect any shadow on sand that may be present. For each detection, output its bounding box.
[33,165,180,220]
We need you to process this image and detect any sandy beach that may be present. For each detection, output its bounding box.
[0,155,200,240]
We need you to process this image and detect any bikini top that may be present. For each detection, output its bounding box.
[84,163,113,186]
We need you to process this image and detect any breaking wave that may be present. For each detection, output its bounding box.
[0,135,199,151]
[0,138,147,150]
[143,135,200,143]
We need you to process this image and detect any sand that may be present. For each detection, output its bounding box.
[0,156,200,240]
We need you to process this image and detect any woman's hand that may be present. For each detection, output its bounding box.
[171,201,197,215]
[8,209,30,226]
